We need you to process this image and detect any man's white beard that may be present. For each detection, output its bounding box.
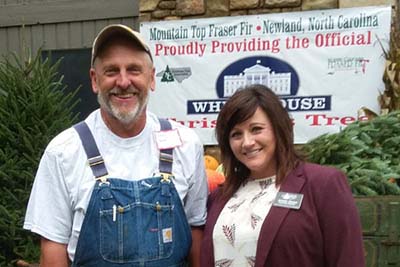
[97,87,149,125]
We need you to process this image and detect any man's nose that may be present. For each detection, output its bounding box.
[116,71,130,89]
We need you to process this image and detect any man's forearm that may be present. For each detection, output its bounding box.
[188,226,204,267]
[40,238,70,267]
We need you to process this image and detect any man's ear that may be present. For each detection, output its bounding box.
[90,68,98,94]
[150,67,156,92]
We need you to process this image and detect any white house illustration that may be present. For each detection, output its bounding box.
[223,60,291,97]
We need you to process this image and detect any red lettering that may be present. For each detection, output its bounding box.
[305,114,326,126]
[340,116,356,125]
[325,116,339,126]
[305,114,364,126]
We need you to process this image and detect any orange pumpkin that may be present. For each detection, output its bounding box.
[204,155,219,170]
[206,169,225,193]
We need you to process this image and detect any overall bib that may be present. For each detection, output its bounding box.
[72,119,192,267]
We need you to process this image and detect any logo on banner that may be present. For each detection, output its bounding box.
[187,56,331,114]
[156,65,192,83]
[327,57,370,74]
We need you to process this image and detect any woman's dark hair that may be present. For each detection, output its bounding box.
[216,84,301,199]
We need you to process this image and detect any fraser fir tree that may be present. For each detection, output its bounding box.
[0,51,79,266]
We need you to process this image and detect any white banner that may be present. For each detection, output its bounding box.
[140,5,391,144]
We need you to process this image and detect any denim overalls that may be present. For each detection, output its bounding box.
[72,119,192,267]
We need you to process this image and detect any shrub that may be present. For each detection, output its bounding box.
[0,51,79,266]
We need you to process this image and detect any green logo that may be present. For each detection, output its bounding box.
[161,65,175,82]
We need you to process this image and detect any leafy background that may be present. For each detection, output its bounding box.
[1,9,399,267]
[0,51,79,266]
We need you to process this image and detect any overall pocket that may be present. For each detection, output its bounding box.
[99,201,174,263]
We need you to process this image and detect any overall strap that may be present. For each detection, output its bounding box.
[73,119,172,179]
[158,118,173,175]
[73,121,108,179]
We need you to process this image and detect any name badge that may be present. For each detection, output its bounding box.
[154,129,182,150]
[273,192,304,210]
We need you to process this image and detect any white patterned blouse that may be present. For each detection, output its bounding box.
[213,176,280,267]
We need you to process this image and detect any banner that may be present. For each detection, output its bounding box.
[140,5,391,144]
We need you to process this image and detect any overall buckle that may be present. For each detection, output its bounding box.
[160,172,172,183]
[95,175,109,185]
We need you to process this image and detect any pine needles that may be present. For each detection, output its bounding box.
[0,50,79,266]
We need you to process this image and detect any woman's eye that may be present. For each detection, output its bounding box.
[252,127,263,133]
[230,132,241,139]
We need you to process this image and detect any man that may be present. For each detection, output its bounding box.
[23,24,208,267]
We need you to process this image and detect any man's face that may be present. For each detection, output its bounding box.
[90,40,155,126]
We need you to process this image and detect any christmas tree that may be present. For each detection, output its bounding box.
[0,50,79,266]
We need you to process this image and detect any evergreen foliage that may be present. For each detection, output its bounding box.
[0,51,79,266]
[302,111,400,196]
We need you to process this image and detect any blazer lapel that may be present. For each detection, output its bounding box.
[203,190,229,267]
[255,163,306,267]
[208,194,229,229]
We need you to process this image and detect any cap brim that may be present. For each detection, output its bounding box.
[91,24,152,65]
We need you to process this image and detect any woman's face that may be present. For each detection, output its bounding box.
[229,107,277,179]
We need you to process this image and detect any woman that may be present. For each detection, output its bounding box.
[201,84,365,267]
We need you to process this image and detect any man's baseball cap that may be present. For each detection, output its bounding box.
[91,24,152,65]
